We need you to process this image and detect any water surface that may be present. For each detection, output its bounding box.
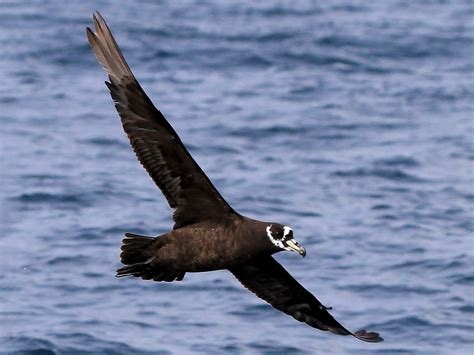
[1,1,473,354]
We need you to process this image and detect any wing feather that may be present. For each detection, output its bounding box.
[87,13,236,228]
[229,256,383,342]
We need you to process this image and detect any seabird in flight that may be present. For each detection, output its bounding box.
[86,12,383,343]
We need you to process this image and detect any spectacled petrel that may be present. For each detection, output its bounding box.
[86,13,383,343]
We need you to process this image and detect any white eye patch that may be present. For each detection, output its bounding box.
[266,225,284,249]
[283,226,292,238]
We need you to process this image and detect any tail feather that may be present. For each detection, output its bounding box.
[116,260,152,277]
[116,232,185,282]
[120,232,154,265]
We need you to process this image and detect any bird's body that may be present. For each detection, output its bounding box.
[87,12,383,343]
[120,217,274,274]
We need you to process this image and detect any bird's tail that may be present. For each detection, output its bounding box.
[119,232,155,265]
[116,233,185,282]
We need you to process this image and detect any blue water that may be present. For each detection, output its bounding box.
[1,1,473,354]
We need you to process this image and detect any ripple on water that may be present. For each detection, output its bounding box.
[373,156,421,168]
[332,167,427,183]
[3,336,58,355]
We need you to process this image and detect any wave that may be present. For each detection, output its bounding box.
[332,167,426,183]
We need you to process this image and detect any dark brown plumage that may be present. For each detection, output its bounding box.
[86,12,383,343]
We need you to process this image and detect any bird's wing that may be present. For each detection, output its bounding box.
[229,256,383,342]
[86,13,237,229]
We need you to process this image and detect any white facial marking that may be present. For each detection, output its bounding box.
[266,225,273,238]
[283,226,292,238]
[266,224,284,249]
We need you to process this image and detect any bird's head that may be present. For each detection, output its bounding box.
[265,224,306,257]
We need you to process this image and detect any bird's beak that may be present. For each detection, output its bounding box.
[285,239,306,257]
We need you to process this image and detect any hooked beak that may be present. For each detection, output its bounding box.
[285,239,306,257]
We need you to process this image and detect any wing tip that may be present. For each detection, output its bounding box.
[353,329,384,343]
[95,11,106,24]
[86,11,134,81]
[85,26,96,43]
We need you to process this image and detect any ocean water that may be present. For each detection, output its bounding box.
[1,0,473,354]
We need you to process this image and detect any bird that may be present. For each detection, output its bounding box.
[86,12,383,343]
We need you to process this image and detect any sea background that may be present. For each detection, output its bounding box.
[1,1,473,354]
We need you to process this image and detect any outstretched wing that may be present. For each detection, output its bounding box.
[229,256,383,342]
[86,13,236,229]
